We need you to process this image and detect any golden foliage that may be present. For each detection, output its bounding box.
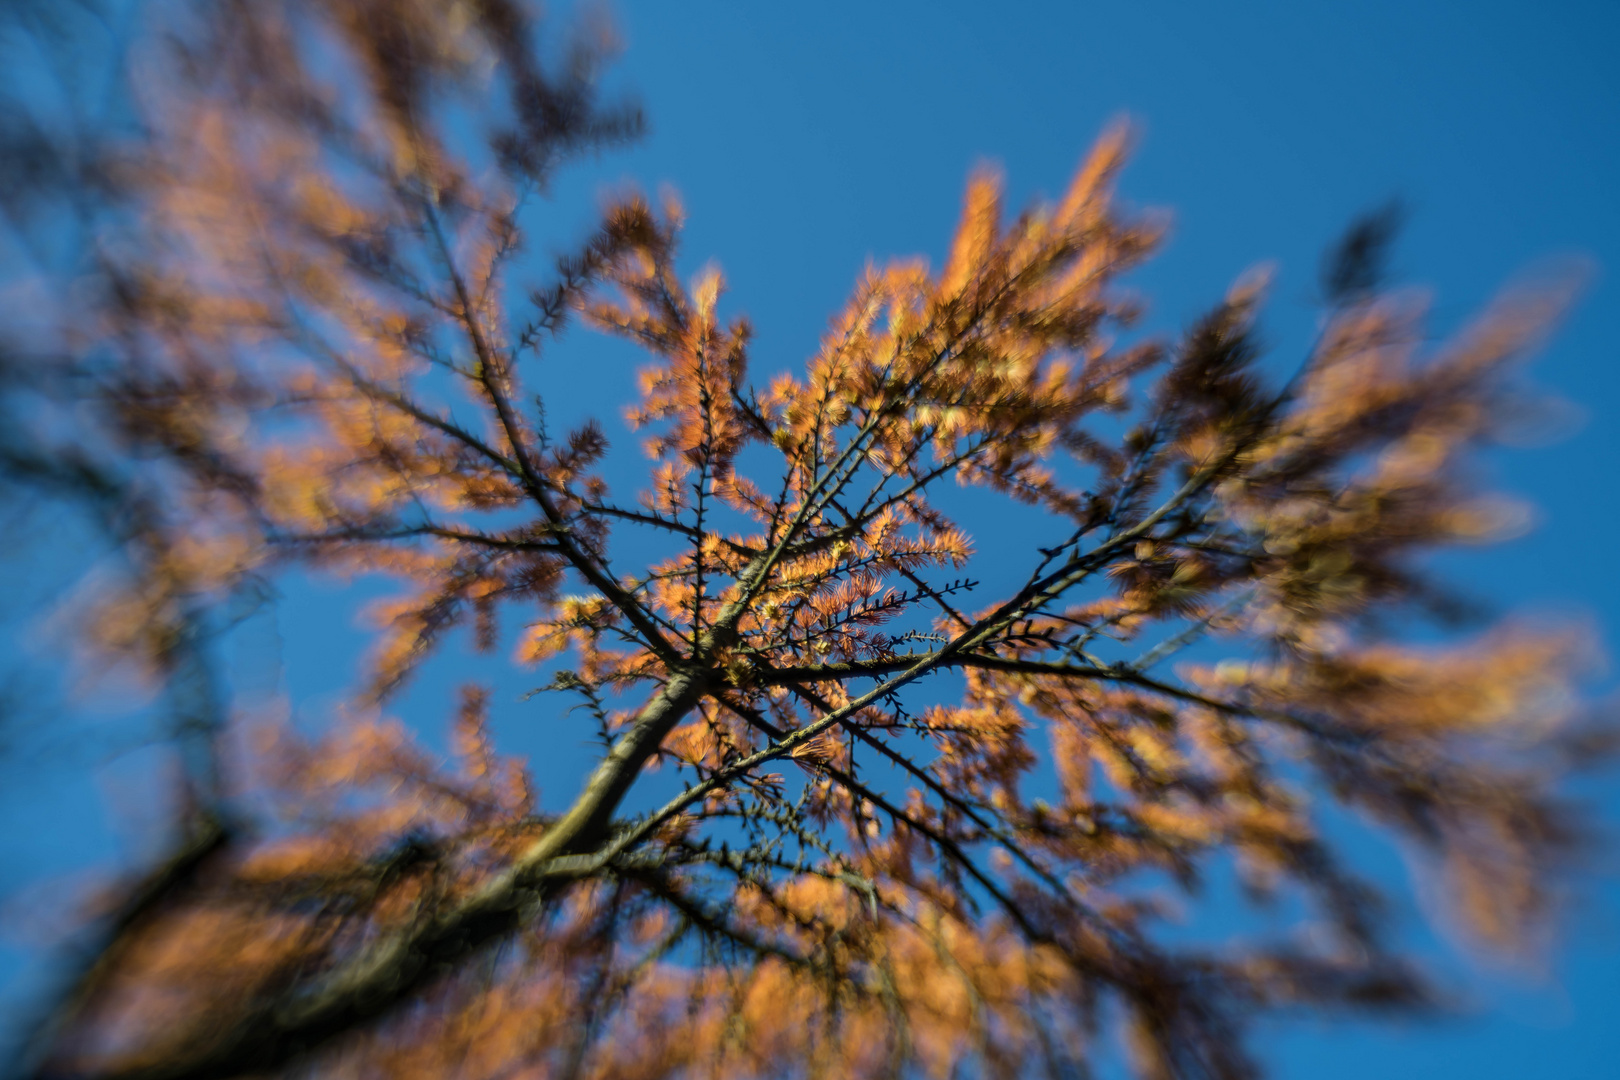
[3,2,1602,1079]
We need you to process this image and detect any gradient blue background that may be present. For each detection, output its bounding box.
[579,5,1620,1074]
[3,1,1618,1075]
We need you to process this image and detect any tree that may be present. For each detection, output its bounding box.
[1,2,1603,1078]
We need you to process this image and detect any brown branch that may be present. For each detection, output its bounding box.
[421,197,688,668]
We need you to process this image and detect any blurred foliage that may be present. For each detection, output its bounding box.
[0,2,1607,1079]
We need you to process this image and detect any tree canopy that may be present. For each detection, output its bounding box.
[1,2,1604,1078]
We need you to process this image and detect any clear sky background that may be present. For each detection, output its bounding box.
[572,3,1620,1075]
[2,1,1618,1076]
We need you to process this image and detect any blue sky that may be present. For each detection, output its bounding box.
[3,1,1618,1075]
[571,2,1620,1075]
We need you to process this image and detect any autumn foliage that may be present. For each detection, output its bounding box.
[0,2,1602,1079]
